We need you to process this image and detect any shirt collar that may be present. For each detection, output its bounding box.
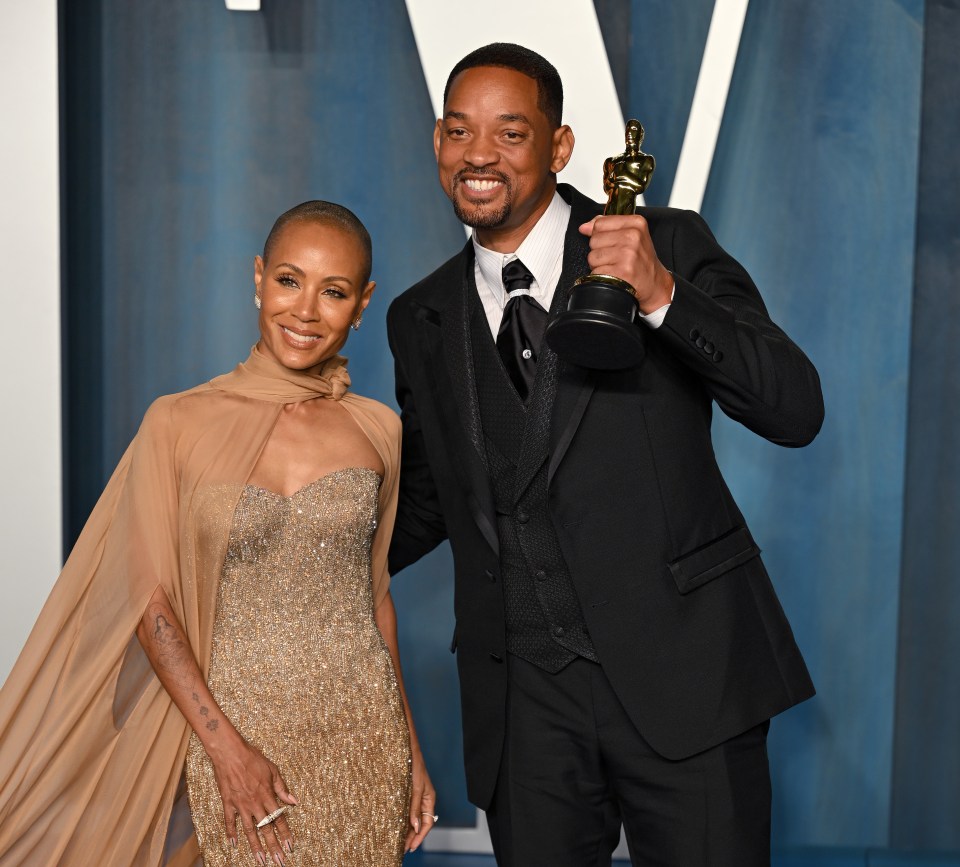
[472,191,570,308]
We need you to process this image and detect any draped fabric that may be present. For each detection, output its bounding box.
[0,345,400,866]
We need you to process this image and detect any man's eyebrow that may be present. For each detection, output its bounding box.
[497,113,532,125]
[442,111,533,126]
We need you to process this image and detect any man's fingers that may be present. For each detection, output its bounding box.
[578,217,599,236]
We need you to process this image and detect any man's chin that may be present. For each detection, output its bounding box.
[452,198,510,230]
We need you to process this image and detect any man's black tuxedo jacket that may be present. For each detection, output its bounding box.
[387,184,824,809]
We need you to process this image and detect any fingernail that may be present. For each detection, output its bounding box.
[283,840,293,854]
[414,818,420,833]
[256,853,266,866]
[229,837,237,849]
[274,853,285,866]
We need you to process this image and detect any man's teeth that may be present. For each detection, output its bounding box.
[464,179,502,191]
[282,327,320,344]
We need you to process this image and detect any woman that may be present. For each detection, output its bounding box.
[0,201,435,866]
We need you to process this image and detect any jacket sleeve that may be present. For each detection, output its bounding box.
[653,209,824,447]
[386,298,449,575]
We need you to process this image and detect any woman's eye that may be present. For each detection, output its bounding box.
[323,287,347,299]
[277,275,299,288]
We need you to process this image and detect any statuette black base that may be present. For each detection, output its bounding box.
[545,276,646,370]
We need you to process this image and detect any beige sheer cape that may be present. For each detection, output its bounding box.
[0,346,401,866]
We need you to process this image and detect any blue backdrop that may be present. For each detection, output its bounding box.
[59,0,959,859]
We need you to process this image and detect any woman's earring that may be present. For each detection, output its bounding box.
[351,315,362,331]
[254,295,261,310]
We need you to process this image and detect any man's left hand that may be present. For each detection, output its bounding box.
[579,215,674,314]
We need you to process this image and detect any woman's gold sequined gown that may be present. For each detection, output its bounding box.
[185,467,411,866]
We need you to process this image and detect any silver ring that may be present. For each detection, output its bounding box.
[421,812,438,822]
[256,806,289,828]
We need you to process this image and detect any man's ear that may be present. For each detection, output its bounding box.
[550,125,575,174]
[433,119,443,162]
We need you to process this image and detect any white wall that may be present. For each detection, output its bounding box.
[0,0,62,682]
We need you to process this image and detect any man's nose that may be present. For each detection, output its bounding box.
[463,135,498,167]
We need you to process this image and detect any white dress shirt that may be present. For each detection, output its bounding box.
[472,190,672,338]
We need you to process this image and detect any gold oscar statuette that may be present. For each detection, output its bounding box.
[544,119,655,369]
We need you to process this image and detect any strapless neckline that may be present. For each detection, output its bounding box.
[243,465,382,500]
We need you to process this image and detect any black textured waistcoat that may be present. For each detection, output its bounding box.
[469,295,597,672]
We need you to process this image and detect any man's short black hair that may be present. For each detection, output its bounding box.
[262,200,372,285]
[443,43,563,129]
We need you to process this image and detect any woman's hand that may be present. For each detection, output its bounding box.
[404,745,437,853]
[135,586,298,864]
[208,733,299,866]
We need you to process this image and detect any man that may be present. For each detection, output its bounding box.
[387,43,823,866]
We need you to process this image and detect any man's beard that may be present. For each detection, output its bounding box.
[449,172,512,229]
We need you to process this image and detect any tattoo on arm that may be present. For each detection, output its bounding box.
[142,602,228,740]
[151,612,195,691]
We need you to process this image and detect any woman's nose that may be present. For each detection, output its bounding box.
[291,289,321,321]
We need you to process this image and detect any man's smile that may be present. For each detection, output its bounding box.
[463,178,503,192]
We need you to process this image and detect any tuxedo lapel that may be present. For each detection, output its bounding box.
[439,251,486,470]
[514,186,605,499]
[414,244,499,555]
[550,186,602,486]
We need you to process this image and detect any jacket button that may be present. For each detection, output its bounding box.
[485,569,496,582]
[703,341,714,354]
[489,652,503,663]
[696,335,706,348]
[713,350,723,362]
[553,626,565,637]
[535,570,547,582]
[517,512,530,524]
[689,328,700,340]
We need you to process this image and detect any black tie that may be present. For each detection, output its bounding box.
[497,258,547,402]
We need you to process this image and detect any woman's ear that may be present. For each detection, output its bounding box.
[254,255,265,300]
[360,280,376,313]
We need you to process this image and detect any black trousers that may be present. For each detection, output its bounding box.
[485,656,771,867]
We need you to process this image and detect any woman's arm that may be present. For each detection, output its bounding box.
[137,585,297,865]
[374,590,437,853]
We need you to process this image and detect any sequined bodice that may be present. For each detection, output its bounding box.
[210,468,382,709]
[186,466,410,866]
